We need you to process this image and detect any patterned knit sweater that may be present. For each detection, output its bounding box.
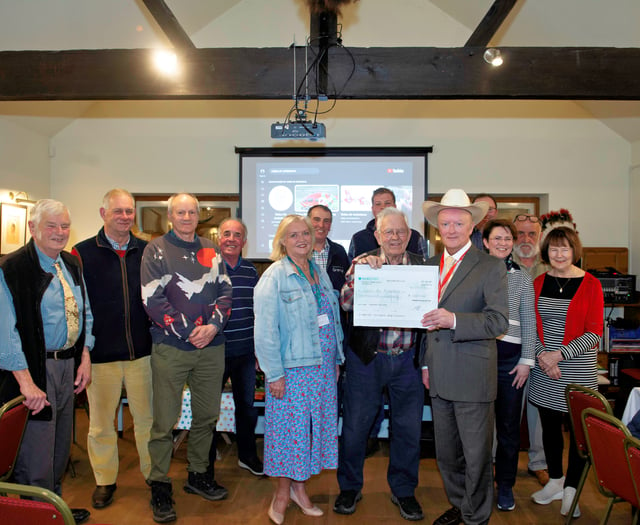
[141,231,232,351]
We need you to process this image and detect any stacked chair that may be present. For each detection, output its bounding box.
[582,408,639,525]
[0,394,110,525]
[564,383,614,523]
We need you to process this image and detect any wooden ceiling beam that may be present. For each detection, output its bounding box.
[0,46,639,101]
[465,0,518,47]
[141,0,196,50]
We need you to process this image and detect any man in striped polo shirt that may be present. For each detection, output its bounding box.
[208,218,263,477]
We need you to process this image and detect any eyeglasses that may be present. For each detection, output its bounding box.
[380,229,409,239]
[514,214,539,223]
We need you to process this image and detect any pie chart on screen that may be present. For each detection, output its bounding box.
[269,185,293,211]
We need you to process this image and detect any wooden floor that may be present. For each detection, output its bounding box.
[62,407,635,525]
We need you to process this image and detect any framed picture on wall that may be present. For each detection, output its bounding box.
[0,202,28,255]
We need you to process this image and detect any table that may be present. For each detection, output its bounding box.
[175,388,265,433]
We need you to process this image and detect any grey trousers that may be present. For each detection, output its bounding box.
[14,358,75,495]
[431,395,494,525]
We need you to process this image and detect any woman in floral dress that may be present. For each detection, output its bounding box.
[254,215,344,524]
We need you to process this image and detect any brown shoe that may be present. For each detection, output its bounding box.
[528,468,550,486]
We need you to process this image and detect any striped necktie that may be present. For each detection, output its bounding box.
[54,262,80,349]
[439,256,457,296]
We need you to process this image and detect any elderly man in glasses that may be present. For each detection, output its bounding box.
[334,207,426,522]
[512,213,550,487]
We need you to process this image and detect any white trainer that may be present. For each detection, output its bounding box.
[532,477,565,505]
[560,486,581,517]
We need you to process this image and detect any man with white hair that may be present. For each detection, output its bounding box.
[141,193,232,523]
[0,199,93,525]
[421,189,508,525]
[335,206,426,522]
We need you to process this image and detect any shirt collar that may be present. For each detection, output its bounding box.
[444,240,472,261]
[34,243,61,271]
[224,256,243,271]
[379,248,410,265]
[314,240,329,254]
[104,232,130,251]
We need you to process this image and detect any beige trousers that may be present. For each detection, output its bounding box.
[87,356,153,485]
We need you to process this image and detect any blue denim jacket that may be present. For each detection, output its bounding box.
[254,257,344,383]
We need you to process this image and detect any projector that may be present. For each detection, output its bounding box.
[271,121,326,140]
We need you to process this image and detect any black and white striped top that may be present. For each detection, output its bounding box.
[497,266,536,365]
[528,276,600,412]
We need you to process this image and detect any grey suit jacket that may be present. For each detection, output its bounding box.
[420,246,508,403]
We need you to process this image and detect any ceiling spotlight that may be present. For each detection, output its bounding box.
[483,48,503,67]
[153,50,179,76]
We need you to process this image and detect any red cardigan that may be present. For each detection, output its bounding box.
[534,271,604,348]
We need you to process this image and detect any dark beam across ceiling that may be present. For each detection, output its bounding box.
[1,46,639,101]
[465,0,517,47]
[141,0,196,50]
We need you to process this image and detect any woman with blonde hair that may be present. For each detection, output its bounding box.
[254,214,344,524]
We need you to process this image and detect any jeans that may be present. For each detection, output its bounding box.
[494,341,525,488]
[337,347,423,497]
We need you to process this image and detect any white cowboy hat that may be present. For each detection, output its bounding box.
[422,189,489,227]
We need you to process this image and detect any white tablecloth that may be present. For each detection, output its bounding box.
[175,388,265,433]
[176,390,236,432]
[622,386,640,425]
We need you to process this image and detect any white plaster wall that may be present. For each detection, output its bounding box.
[0,118,50,202]
[50,99,630,249]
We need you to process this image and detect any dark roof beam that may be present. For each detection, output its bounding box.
[1,46,639,101]
[465,0,517,47]
[141,0,196,50]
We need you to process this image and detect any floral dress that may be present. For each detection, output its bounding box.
[263,284,339,480]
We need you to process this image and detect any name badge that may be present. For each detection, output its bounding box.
[318,313,330,327]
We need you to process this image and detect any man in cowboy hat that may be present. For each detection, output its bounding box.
[420,189,509,525]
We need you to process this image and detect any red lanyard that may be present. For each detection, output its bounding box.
[438,252,465,300]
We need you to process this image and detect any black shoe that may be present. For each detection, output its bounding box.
[184,471,228,501]
[150,481,176,523]
[333,490,362,515]
[391,495,424,521]
[71,507,91,524]
[365,437,380,458]
[432,506,462,525]
[92,483,117,509]
[238,457,264,476]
